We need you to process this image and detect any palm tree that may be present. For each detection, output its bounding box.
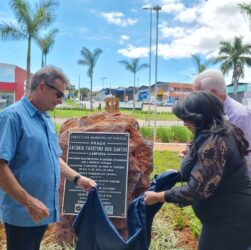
[191,54,212,73]
[36,28,58,67]
[78,47,103,111]
[0,0,58,94]
[214,36,251,98]
[119,58,148,112]
[239,3,251,17]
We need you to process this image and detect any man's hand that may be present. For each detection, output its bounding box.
[77,176,96,192]
[25,197,50,223]
[144,191,165,205]
[59,158,96,192]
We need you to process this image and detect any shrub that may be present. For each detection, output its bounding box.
[141,126,192,143]
[140,127,153,139]
[171,126,193,142]
[157,127,172,143]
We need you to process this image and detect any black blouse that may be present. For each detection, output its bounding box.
[164,134,229,206]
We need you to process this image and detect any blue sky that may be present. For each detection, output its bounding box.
[1,0,251,90]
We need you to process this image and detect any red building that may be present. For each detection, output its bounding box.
[0,63,31,108]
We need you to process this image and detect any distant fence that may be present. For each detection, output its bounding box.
[119,101,143,110]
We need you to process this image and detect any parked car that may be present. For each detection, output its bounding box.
[163,100,176,106]
[150,100,163,106]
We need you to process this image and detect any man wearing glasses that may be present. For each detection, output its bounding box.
[0,66,96,250]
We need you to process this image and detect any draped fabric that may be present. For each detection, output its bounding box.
[73,170,181,250]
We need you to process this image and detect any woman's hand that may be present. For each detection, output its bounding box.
[144,191,165,205]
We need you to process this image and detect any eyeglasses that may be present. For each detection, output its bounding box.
[44,81,64,98]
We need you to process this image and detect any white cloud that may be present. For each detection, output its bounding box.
[160,22,187,38]
[175,7,198,23]
[160,0,185,13]
[120,35,129,40]
[118,44,149,58]
[118,0,251,64]
[101,12,138,27]
[157,0,251,59]
[119,35,130,45]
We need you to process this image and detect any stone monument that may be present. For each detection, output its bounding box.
[54,111,153,244]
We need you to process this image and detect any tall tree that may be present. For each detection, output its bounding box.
[191,54,212,73]
[0,0,58,94]
[119,58,148,112]
[239,3,251,17]
[78,87,89,101]
[214,36,251,98]
[78,47,103,111]
[36,28,58,67]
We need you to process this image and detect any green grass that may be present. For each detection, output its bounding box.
[65,98,80,108]
[150,151,200,249]
[153,151,181,176]
[54,123,61,134]
[49,109,90,118]
[49,108,179,121]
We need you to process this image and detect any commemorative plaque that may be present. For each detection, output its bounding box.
[62,132,129,218]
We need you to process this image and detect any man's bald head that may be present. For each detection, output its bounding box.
[193,69,227,100]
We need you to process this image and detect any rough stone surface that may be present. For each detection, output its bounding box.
[55,112,153,244]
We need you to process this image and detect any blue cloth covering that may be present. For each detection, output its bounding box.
[73,170,181,250]
[0,96,62,226]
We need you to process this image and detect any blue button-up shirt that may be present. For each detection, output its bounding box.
[0,96,62,226]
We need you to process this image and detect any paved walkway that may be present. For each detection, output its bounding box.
[154,142,186,152]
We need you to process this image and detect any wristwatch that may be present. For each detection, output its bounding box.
[73,174,81,185]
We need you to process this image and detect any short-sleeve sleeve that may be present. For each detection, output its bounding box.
[0,114,20,163]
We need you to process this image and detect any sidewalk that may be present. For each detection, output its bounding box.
[153,142,186,152]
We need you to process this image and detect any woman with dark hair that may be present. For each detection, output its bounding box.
[144,91,251,250]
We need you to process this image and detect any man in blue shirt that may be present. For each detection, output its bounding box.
[0,66,96,250]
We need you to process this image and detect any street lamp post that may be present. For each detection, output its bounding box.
[142,5,153,126]
[100,77,106,100]
[100,77,106,89]
[153,5,161,143]
[123,87,126,102]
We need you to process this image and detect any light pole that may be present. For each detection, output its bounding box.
[100,77,106,89]
[123,87,126,102]
[142,5,153,126]
[78,74,81,101]
[153,5,161,143]
[100,77,106,101]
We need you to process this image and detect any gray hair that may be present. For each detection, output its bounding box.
[193,69,227,95]
[30,66,69,91]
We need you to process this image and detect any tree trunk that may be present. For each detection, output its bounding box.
[133,73,135,113]
[90,76,93,111]
[26,36,31,95]
[232,65,240,100]
[41,53,44,67]
[232,76,238,100]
